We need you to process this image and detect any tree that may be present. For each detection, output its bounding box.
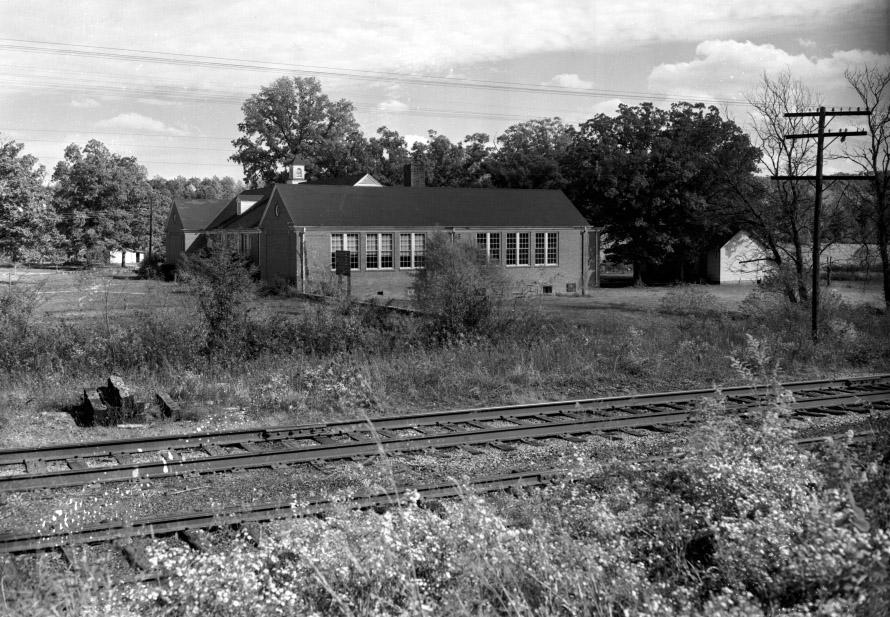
[52,140,152,263]
[844,64,890,309]
[366,126,410,185]
[488,117,570,189]
[731,71,825,302]
[409,131,493,187]
[0,136,57,262]
[231,76,367,187]
[564,102,759,283]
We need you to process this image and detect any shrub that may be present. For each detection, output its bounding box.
[659,285,724,317]
[410,232,521,341]
[179,244,257,355]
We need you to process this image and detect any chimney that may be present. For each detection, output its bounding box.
[403,162,426,188]
[288,156,308,185]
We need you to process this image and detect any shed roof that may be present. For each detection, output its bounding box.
[265,184,588,228]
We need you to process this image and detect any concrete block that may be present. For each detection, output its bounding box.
[155,391,181,419]
[81,389,108,426]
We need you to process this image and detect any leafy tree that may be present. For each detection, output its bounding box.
[0,136,58,262]
[366,126,410,185]
[52,140,152,263]
[488,117,570,189]
[844,64,890,309]
[564,102,759,284]
[231,76,367,187]
[410,131,493,187]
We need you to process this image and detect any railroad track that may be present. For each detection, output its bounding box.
[0,430,877,558]
[1,374,888,492]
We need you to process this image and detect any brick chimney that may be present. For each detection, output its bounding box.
[403,162,426,188]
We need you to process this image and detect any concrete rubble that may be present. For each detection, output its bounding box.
[79,375,181,426]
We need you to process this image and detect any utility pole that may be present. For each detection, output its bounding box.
[147,198,154,264]
[773,106,871,341]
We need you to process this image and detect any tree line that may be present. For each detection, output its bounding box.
[0,139,244,264]
[1,68,888,307]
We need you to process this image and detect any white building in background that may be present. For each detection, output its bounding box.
[109,248,144,267]
[706,231,771,284]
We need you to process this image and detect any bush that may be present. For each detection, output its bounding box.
[179,245,257,355]
[659,285,724,317]
[410,232,524,341]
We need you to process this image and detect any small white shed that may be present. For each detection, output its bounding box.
[706,231,771,284]
[109,249,144,267]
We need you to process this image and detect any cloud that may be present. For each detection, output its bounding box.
[71,97,100,108]
[378,99,409,112]
[798,38,817,49]
[1,0,876,79]
[95,112,189,136]
[648,40,890,104]
[545,74,593,89]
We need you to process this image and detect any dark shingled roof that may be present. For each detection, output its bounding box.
[173,199,231,230]
[269,184,588,228]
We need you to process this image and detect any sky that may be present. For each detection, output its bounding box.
[0,0,888,181]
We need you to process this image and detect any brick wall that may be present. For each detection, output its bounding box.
[299,228,593,299]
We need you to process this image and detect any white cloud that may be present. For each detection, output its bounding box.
[545,74,593,89]
[1,0,877,79]
[403,133,430,148]
[798,38,817,49]
[95,112,189,136]
[70,97,100,108]
[648,40,890,104]
[378,99,409,112]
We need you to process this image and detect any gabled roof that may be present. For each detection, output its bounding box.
[268,184,588,228]
[172,198,231,230]
[310,173,383,187]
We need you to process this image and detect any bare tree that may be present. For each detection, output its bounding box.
[737,71,822,303]
[844,64,890,309]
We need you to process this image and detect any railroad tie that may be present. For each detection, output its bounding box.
[202,444,226,457]
[114,453,133,466]
[116,542,151,571]
[239,442,262,453]
[178,530,209,551]
[558,433,587,443]
[24,459,46,474]
[488,441,516,452]
[66,459,88,471]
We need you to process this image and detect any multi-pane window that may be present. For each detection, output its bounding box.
[399,233,425,269]
[534,232,559,265]
[330,233,359,270]
[366,233,393,269]
[476,232,501,263]
[505,232,530,266]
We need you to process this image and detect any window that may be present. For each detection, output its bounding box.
[505,232,529,266]
[399,233,425,269]
[534,232,559,265]
[330,233,359,270]
[476,232,501,263]
[366,233,393,269]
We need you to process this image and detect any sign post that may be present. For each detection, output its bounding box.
[334,250,351,298]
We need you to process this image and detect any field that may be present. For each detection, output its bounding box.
[2,264,889,616]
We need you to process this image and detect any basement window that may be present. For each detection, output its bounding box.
[543,285,553,295]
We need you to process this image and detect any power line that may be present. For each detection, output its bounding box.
[0,37,749,107]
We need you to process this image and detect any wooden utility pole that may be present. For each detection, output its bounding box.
[774,106,871,341]
[147,198,154,264]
